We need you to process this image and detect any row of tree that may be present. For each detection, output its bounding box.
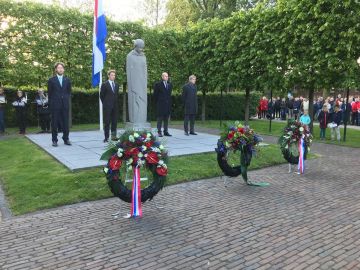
[1,0,360,124]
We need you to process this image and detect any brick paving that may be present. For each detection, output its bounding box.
[0,136,360,269]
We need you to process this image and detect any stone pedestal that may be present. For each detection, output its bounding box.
[125,122,152,131]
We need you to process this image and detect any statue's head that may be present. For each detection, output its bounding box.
[133,39,145,54]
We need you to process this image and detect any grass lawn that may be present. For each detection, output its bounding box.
[0,137,286,215]
[170,119,360,148]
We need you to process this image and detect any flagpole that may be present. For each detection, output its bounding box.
[99,71,103,131]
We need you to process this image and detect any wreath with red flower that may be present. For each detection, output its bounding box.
[101,130,168,203]
[215,121,262,183]
[278,119,313,164]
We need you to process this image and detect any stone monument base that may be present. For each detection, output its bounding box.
[125,122,152,131]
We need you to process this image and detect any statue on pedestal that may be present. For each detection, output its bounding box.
[126,39,148,126]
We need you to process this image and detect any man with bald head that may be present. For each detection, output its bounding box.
[153,72,173,137]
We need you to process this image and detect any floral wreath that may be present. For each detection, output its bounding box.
[278,119,313,164]
[215,121,262,183]
[101,130,168,203]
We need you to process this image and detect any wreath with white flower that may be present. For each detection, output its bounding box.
[101,130,168,203]
[278,119,313,164]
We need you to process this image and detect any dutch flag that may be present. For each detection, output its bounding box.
[92,0,107,87]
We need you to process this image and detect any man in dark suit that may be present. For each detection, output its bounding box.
[153,72,172,137]
[100,70,119,142]
[48,62,72,147]
[182,75,198,136]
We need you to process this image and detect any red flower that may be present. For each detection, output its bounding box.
[109,155,122,170]
[237,128,244,133]
[156,166,168,176]
[227,131,235,139]
[146,151,159,164]
[126,147,140,159]
[145,141,153,148]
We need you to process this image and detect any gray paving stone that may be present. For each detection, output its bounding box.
[26,128,219,170]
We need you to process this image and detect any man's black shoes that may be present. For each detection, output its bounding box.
[190,132,198,135]
[164,132,172,137]
[64,140,72,146]
[52,141,58,147]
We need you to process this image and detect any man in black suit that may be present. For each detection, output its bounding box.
[100,70,119,142]
[153,72,172,137]
[48,62,72,147]
[182,75,198,136]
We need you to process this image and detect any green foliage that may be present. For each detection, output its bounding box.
[1,0,360,123]
[1,86,260,127]
[0,0,185,89]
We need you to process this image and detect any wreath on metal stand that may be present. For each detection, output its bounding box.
[278,119,312,173]
[215,121,269,187]
[101,131,168,217]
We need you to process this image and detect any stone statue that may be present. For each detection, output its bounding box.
[126,39,148,125]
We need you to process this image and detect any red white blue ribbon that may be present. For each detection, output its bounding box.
[131,166,142,217]
[298,137,305,174]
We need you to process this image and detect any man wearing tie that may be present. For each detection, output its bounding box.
[48,62,72,147]
[100,70,119,142]
[153,72,173,137]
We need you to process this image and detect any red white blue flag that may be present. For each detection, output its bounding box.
[92,0,107,87]
[131,167,143,217]
[298,137,305,174]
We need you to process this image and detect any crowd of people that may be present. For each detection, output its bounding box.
[258,94,360,141]
[0,87,51,136]
[0,63,200,146]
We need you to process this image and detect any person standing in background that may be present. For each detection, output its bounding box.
[330,105,342,142]
[35,89,51,133]
[318,104,329,140]
[48,62,72,147]
[12,90,27,135]
[153,72,172,137]
[182,75,198,136]
[0,87,6,135]
[100,70,119,142]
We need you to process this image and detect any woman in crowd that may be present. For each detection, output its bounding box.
[12,90,27,135]
[330,105,342,142]
[318,104,329,140]
[0,87,6,135]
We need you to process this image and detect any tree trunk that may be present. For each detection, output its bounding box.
[308,88,315,133]
[322,88,328,98]
[244,88,250,125]
[201,90,206,122]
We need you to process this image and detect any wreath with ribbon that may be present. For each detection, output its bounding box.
[101,131,168,204]
[215,121,262,184]
[278,119,313,165]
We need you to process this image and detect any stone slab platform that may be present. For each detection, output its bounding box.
[26,128,219,170]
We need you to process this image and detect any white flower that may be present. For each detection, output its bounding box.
[159,145,164,150]
[137,159,145,166]
[147,133,151,138]
[126,158,133,165]
[117,148,124,157]
[134,132,140,138]
[141,145,147,151]
[129,135,135,142]
[152,147,161,153]
[127,166,133,171]
[158,160,164,166]
[299,127,304,132]
[103,167,109,174]
[138,152,144,158]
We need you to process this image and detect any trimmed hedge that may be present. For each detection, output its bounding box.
[1,87,260,127]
